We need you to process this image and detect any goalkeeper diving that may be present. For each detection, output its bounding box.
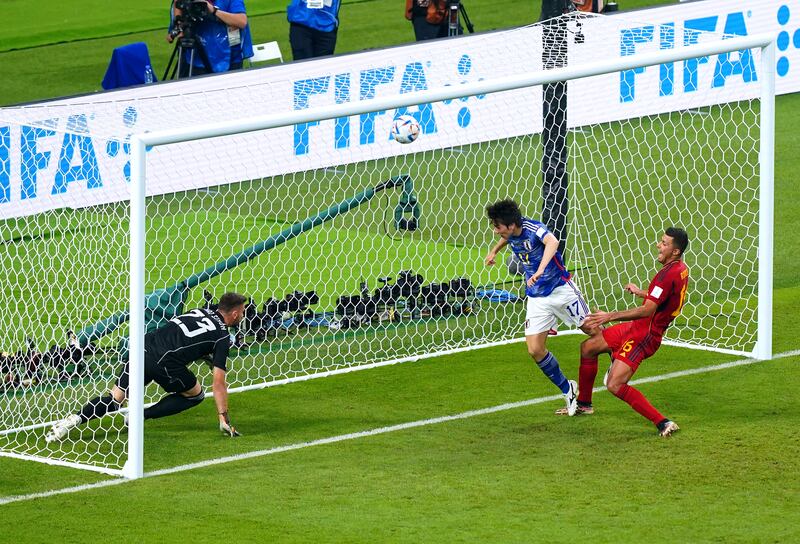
[46,292,247,442]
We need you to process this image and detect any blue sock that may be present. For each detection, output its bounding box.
[537,352,570,395]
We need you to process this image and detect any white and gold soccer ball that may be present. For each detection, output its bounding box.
[391,114,421,144]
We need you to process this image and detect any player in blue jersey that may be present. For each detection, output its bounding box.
[485,199,595,416]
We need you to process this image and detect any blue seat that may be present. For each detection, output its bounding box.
[101,42,157,90]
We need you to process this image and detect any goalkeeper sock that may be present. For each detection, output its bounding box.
[536,352,570,395]
[614,383,664,425]
[577,356,598,404]
[144,391,205,420]
[79,395,121,423]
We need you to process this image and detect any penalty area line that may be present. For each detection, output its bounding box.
[1,348,798,506]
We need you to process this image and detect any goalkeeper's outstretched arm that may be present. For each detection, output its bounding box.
[213,366,240,437]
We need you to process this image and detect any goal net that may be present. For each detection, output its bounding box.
[0,14,773,477]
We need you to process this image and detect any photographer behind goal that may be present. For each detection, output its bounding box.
[167,0,254,76]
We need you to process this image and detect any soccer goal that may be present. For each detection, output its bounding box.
[0,14,775,478]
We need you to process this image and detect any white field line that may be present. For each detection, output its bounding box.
[0,336,753,437]
[1,348,798,507]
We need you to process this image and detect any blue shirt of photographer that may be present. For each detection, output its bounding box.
[171,0,254,72]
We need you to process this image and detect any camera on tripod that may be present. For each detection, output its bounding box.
[445,0,474,36]
[164,0,215,79]
[169,0,211,38]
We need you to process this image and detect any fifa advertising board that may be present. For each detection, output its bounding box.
[0,0,796,219]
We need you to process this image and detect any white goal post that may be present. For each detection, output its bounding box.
[0,19,774,479]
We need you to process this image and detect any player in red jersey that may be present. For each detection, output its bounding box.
[578,227,689,437]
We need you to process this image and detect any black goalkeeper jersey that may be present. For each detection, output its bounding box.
[144,308,232,371]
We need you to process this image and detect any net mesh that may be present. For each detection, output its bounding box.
[0,13,765,473]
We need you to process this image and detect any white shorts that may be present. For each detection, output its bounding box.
[525,280,589,336]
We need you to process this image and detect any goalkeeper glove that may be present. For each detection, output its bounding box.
[218,412,241,437]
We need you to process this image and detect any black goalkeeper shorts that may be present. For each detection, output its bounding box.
[116,358,198,394]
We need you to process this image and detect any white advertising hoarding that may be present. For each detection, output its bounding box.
[0,0,796,219]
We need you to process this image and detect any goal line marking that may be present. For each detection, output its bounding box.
[1,348,798,507]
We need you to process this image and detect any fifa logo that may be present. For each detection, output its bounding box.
[0,107,142,207]
[618,11,757,103]
[291,63,436,156]
[291,54,484,155]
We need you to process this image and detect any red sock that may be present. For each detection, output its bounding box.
[615,384,664,425]
[577,357,598,404]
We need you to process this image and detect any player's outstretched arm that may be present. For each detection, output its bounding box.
[485,238,508,266]
[212,367,240,437]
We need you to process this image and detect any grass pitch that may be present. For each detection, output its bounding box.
[1,0,799,540]
[1,340,798,542]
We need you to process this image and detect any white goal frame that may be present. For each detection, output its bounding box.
[124,32,775,479]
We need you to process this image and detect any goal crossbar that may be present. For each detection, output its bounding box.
[135,33,776,147]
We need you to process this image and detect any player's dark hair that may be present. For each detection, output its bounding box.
[217,292,247,312]
[665,227,689,255]
[486,199,523,227]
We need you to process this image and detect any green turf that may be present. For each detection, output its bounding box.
[1,0,799,539]
[0,101,772,353]
[0,0,676,106]
[0,0,373,52]
[0,340,798,542]
[0,96,791,473]
[2,0,678,53]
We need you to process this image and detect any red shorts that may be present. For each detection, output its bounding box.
[601,322,662,372]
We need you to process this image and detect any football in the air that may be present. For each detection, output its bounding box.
[391,115,421,144]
